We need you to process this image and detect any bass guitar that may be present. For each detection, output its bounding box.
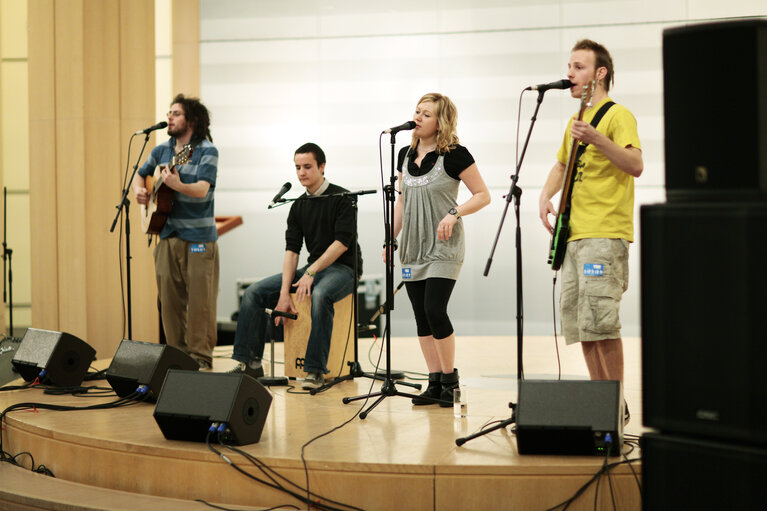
[140,144,193,234]
[548,80,595,270]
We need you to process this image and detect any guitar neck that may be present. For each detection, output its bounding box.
[554,81,594,214]
[556,131,583,214]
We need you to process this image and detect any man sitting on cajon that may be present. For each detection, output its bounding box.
[229,143,362,390]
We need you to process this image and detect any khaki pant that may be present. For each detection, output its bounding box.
[154,237,219,362]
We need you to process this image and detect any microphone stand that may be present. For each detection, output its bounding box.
[456,89,546,446]
[359,280,408,380]
[3,187,14,337]
[342,131,439,419]
[311,197,420,394]
[110,132,152,340]
[259,309,291,387]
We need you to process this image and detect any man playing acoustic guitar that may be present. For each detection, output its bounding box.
[133,94,220,370]
[538,40,643,424]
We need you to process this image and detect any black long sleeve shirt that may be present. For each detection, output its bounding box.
[285,182,363,276]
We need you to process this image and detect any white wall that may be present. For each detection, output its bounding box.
[199,0,764,337]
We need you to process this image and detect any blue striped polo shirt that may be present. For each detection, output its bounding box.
[138,138,218,242]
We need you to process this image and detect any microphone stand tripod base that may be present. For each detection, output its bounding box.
[375,369,405,380]
[310,352,421,395]
[258,376,289,387]
[456,403,516,446]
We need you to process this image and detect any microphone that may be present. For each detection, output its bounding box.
[265,308,298,320]
[134,121,168,135]
[268,182,292,209]
[525,79,574,92]
[384,121,416,134]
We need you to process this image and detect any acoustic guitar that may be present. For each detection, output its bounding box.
[547,80,595,270]
[140,144,193,234]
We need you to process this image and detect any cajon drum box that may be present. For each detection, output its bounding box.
[283,293,354,378]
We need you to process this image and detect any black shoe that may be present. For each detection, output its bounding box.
[228,361,264,379]
[412,372,442,405]
[439,369,459,408]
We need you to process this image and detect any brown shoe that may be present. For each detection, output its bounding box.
[196,359,213,371]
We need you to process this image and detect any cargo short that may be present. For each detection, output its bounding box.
[560,238,629,344]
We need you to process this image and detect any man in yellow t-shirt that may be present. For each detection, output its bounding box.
[539,40,643,419]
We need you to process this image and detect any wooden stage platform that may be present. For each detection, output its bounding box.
[1,336,643,510]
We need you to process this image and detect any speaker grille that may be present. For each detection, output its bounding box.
[516,380,623,456]
[154,370,272,445]
[641,203,767,444]
[11,329,95,387]
[663,19,767,200]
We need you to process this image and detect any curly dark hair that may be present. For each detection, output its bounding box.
[171,93,212,143]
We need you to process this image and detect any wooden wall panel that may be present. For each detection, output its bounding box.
[28,0,157,356]
[120,1,160,344]
[28,0,59,330]
[172,0,199,97]
[53,2,88,337]
[0,1,4,333]
[83,1,124,350]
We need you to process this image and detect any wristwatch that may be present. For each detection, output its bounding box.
[448,207,460,218]
[383,239,399,250]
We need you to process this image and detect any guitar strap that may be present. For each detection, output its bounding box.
[565,100,616,206]
[573,101,615,162]
[560,100,616,220]
[549,101,616,269]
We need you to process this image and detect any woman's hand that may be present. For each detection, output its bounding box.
[437,214,458,241]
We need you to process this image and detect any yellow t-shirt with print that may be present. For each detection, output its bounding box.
[556,97,641,242]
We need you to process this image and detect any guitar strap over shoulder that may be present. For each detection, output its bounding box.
[574,101,615,161]
[548,102,615,270]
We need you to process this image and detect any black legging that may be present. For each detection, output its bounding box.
[404,278,456,340]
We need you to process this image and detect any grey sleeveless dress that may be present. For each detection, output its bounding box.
[399,152,464,281]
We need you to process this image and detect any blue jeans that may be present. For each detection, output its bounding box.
[232,263,355,374]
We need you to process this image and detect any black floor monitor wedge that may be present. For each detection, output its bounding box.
[515,380,623,456]
[106,339,198,400]
[11,328,96,387]
[154,370,272,446]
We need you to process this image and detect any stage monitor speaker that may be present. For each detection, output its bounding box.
[153,369,272,445]
[11,328,96,387]
[515,380,623,456]
[641,203,767,444]
[642,432,767,511]
[105,339,198,400]
[663,18,767,201]
[0,336,22,386]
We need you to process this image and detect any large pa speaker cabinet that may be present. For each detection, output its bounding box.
[515,380,623,456]
[105,339,198,400]
[663,19,767,201]
[153,370,272,445]
[642,432,767,511]
[641,203,767,444]
[11,328,96,387]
